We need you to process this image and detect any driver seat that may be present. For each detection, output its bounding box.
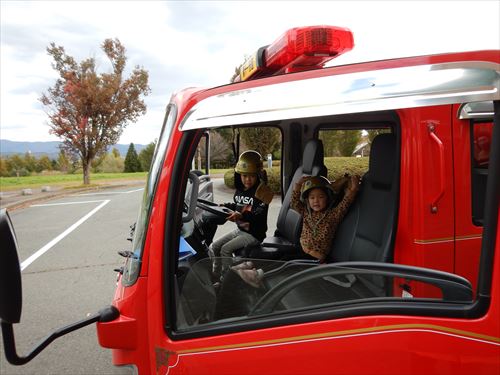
[239,139,327,260]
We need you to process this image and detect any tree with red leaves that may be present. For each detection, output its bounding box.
[40,39,150,184]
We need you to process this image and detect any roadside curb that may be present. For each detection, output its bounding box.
[1,181,145,211]
[1,177,235,211]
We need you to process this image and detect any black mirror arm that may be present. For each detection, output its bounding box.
[2,305,119,366]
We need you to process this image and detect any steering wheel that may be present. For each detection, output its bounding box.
[248,264,359,316]
[197,198,234,219]
[248,261,474,316]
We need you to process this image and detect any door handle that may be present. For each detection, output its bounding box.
[428,123,445,213]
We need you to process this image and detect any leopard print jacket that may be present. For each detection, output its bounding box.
[291,181,359,261]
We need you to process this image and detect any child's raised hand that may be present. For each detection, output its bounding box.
[295,175,309,188]
[298,176,308,184]
[331,176,349,193]
[347,175,361,192]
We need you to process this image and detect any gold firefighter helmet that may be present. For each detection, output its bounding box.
[234,150,263,174]
[300,176,336,203]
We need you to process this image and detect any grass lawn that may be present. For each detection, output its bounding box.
[0,172,148,191]
[0,158,368,192]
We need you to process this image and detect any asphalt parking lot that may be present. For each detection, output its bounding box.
[0,176,281,374]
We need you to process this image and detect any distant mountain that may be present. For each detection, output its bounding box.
[0,139,146,158]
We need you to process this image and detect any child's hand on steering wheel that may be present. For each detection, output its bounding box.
[226,211,242,222]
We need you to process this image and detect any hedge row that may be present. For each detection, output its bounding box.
[224,156,369,194]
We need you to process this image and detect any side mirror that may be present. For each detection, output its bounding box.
[0,208,119,365]
[0,209,22,324]
[182,171,200,223]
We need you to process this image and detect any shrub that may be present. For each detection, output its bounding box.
[10,168,30,177]
[324,157,369,180]
[223,157,369,195]
[224,167,282,194]
[99,154,125,173]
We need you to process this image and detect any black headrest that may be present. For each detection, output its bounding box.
[302,140,324,175]
[369,133,396,188]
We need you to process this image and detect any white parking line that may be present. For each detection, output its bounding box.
[20,199,110,272]
[31,200,107,207]
[73,188,144,196]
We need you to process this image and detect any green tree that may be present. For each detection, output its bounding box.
[23,152,36,172]
[91,153,107,173]
[7,154,26,177]
[0,158,9,177]
[319,130,362,157]
[124,143,141,172]
[138,141,156,172]
[240,128,281,161]
[366,129,390,143]
[36,155,53,172]
[57,149,70,172]
[40,38,150,184]
[112,147,121,158]
[337,130,362,156]
[319,131,340,157]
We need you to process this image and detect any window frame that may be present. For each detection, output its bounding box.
[469,119,493,226]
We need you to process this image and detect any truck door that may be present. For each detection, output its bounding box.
[157,118,499,375]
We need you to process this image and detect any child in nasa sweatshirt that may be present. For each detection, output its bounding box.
[210,151,273,280]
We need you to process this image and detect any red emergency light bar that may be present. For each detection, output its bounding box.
[237,25,354,82]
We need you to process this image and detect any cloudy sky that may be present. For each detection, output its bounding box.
[1,1,499,145]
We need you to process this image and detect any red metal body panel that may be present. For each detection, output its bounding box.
[394,106,455,297]
[98,277,150,371]
[153,317,499,375]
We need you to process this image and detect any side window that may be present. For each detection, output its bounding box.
[470,121,493,226]
[175,125,286,329]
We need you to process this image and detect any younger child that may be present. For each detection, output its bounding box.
[233,174,359,289]
[211,150,273,280]
[291,174,360,261]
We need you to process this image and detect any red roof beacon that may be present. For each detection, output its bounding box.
[237,25,354,81]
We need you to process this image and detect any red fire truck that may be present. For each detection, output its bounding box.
[1,26,499,374]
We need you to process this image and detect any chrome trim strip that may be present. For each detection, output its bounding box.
[180,61,499,131]
[459,101,495,119]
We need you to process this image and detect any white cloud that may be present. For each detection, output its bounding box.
[1,0,499,145]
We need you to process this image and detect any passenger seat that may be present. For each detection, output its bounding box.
[327,133,398,267]
[257,133,399,312]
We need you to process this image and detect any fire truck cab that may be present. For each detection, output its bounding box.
[1,26,499,375]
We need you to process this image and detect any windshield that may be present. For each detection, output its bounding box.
[122,105,176,286]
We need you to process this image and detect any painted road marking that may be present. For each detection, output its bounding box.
[31,200,108,207]
[73,188,144,196]
[20,200,110,271]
